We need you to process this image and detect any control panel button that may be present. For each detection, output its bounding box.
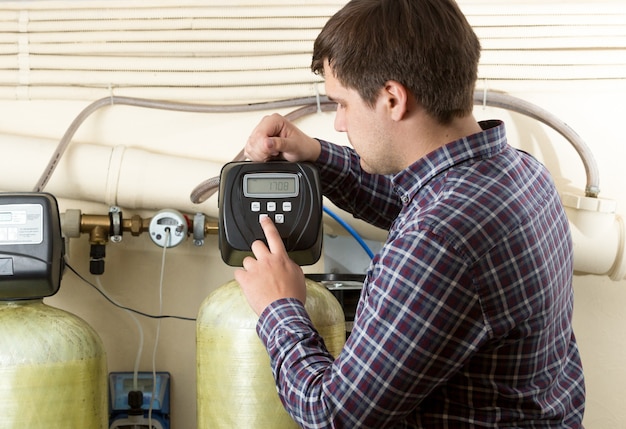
[267,202,277,212]
[251,202,261,212]
[282,202,292,212]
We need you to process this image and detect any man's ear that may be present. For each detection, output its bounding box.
[384,80,409,121]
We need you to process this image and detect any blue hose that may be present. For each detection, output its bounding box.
[323,206,375,259]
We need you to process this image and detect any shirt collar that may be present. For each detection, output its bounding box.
[391,120,507,206]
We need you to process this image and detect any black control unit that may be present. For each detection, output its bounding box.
[0,192,65,300]
[218,161,323,267]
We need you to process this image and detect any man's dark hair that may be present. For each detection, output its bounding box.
[312,0,481,124]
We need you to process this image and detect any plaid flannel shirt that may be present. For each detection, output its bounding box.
[257,120,585,428]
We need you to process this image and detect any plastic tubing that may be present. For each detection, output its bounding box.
[17,53,313,72]
[323,206,375,259]
[0,83,320,103]
[95,276,143,392]
[188,91,601,202]
[2,3,341,15]
[31,95,334,193]
[33,90,600,203]
[0,68,317,87]
[473,90,600,197]
[150,229,169,427]
[189,100,338,203]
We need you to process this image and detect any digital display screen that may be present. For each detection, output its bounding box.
[244,173,299,197]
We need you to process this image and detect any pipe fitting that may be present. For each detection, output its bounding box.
[562,193,625,279]
[128,215,147,236]
[610,214,626,281]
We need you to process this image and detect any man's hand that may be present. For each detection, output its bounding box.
[234,216,307,316]
[245,113,322,163]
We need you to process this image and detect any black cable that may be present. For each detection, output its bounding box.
[66,262,196,322]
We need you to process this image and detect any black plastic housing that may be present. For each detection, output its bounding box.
[218,161,323,267]
[0,192,65,300]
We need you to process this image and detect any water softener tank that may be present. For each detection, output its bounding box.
[0,299,108,428]
[197,278,345,428]
[0,193,107,428]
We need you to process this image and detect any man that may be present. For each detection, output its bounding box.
[235,0,586,427]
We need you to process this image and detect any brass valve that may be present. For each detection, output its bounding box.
[63,208,217,244]
[61,207,218,274]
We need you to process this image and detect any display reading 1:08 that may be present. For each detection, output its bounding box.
[271,181,291,191]
[246,176,297,195]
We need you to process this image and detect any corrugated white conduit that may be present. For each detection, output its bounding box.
[1,1,625,101]
[30,90,601,199]
[29,95,330,195]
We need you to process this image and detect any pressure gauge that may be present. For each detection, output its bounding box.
[149,209,188,248]
[218,161,323,267]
